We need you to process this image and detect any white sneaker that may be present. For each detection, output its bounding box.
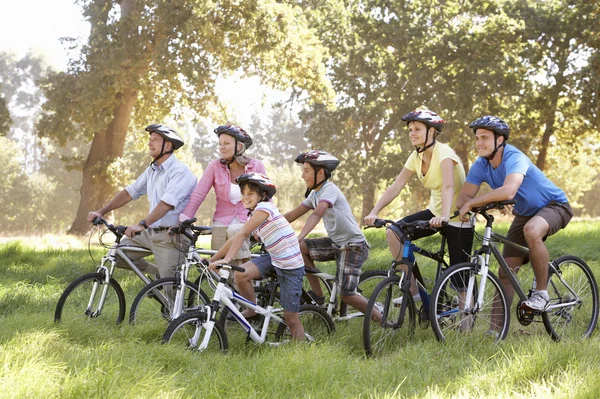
[521,290,550,311]
[392,293,422,305]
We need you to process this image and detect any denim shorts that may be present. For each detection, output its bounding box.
[304,237,369,296]
[251,254,304,313]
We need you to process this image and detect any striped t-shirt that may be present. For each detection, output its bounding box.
[254,202,303,270]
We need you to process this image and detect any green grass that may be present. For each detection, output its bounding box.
[1,220,600,398]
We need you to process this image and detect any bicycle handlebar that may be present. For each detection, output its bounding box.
[215,264,246,273]
[92,216,128,237]
[365,218,444,231]
[471,200,516,213]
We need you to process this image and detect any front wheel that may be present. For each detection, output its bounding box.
[543,255,599,340]
[275,304,335,342]
[54,272,126,324]
[162,310,228,353]
[363,274,416,357]
[429,262,509,343]
[129,278,210,325]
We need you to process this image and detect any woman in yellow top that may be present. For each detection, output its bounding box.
[363,109,474,300]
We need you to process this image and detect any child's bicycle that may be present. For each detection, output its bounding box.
[128,218,214,326]
[362,219,449,357]
[428,200,599,342]
[162,263,335,352]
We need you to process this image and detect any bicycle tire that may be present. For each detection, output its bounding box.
[54,272,126,324]
[275,304,335,342]
[129,278,210,325]
[542,255,599,340]
[362,274,416,357]
[339,269,388,317]
[162,309,228,352]
[429,262,509,343]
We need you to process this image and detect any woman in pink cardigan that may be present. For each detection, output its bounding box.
[179,124,267,263]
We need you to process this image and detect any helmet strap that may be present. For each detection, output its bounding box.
[152,139,173,166]
[415,129,436,154]
[486,135,506,162]
[305,167,329,198]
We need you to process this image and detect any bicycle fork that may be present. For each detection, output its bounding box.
[88,258,115,317]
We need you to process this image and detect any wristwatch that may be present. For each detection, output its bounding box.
[139,220,149,229]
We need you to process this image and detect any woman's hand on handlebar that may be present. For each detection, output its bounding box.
[429,216,449,228]
[209,258,230,271]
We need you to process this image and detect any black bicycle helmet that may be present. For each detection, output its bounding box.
[469,116,510,139]
[236,172,277,200]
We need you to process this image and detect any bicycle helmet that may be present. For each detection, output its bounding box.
[236,172,277,200]
[215,124,253,150]
[469,116,510,161]
[469,116,510,139]
[401,110,445,133]
[145,124,185,150]
[401,110,444,153]
[145,124,185,164]
[295,150,340,197]
[294,150,340,172]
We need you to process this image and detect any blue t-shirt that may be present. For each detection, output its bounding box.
[466,144,568,216]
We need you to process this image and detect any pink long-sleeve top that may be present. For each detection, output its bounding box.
[180,158,267,224]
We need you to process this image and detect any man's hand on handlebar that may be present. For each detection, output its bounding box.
[363,213,378,226]
[87,211,103,223]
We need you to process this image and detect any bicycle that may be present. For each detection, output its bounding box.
[429,200,599,342]
[54,217,163,324]
[128,218,213,325]
[362,219,449,357]
[162,263,335,352]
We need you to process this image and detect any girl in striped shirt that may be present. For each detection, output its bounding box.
[210,173,305,340]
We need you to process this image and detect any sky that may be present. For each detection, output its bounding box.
[0,0,285,128]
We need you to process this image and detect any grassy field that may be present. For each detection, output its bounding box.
[1,220,600,398]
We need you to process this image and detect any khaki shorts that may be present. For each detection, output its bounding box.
[503,201,573,259]
[211,224,251,260]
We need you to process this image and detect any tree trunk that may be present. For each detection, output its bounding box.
[68,89,137,234]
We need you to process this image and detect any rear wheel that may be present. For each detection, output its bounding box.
[543,255,599,340]
[54,272,126,325]
[429,262,509,343]
[162,310,228,352]
[275,304,335,342]
[363,274,415,357]
[129,278,210,325]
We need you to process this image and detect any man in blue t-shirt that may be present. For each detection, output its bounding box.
[457,116,573,311]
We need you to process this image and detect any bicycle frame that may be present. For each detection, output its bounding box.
[470,210,581,313]
[192,266,286,351]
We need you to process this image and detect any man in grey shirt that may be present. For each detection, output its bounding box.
[87,124,197,279]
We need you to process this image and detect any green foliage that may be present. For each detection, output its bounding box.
[0,96,10,135]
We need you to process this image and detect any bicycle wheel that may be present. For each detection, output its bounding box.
[340,269,388,317]
[543,255,599,340]
[429,262,509,343]
[129,278,210,325]
[275,304,335,342]
[302,273,333,307]
[54,272,126,324]
[162,310,228,352]
[363,274,415,357]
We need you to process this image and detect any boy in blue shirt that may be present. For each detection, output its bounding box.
[457,116,573,311]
